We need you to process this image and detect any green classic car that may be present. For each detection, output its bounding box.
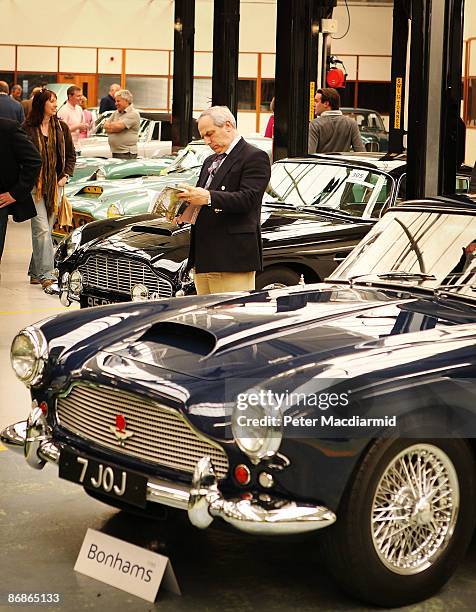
[69,154,175,184]
[54,137,273,240]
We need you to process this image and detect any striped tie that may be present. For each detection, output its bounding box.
[204,153,226,188]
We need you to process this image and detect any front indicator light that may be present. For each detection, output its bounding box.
[234,464,251,485]
[10,328,49,386]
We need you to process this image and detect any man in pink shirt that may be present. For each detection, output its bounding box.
[57,85,88,155]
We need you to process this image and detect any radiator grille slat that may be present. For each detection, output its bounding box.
[79,253,173,297]
[56,385,229,478]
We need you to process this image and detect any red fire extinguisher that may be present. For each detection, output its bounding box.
[326,56,347,89]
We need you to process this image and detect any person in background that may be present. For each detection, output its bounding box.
[0,81,24,123]
[10,84,22,103]
[264,97,274,138]
[308,87,365,154]
[79,96,94,139]
[57,85,88,155]
[23,89,76,292]
[99,83,121,114]
[104,89,140,159]
[0,118,41,263]
[22,86,42,119]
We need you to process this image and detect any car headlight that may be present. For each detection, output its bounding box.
[10,327,49,386]
[107,203,122,218]
[231,390,282,463]
[96,168,106,180]
[69,270,83,297]
[66,227,84,258]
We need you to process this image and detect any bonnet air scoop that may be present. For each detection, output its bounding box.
[139,322,217,356]
[130,225,173,236]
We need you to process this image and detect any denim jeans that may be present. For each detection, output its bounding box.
[29,193,55,282]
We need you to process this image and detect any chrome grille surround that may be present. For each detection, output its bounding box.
[56,384,229,479]
[79,253,173,297]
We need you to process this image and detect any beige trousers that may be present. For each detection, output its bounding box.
[194,271,256,295]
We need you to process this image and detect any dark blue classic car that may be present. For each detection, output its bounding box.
[3,201,476,606]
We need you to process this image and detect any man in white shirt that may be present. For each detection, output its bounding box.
[57,85,88,155]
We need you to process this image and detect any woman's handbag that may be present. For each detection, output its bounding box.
[57,188,73,229]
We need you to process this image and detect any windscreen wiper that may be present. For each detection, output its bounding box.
[349,271,436,285]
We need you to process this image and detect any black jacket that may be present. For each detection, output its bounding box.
[99,95,116,114]
[0,94,24,123]
[189,137,271,273]
[0,118,41,222]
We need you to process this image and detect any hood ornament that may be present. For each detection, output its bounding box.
[109,415,134,446]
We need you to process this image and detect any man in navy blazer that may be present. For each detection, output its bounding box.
[177,106,271,294]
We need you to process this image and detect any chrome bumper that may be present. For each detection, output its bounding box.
[1,418,336,535]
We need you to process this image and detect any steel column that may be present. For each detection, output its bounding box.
[440,0,465,195]
[211,0,240,117]
[171,0,195,150]
[406,0,465,198]
[407,0,457,198]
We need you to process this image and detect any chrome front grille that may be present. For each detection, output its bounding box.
[79,253,173,297]
[56,385,229,479]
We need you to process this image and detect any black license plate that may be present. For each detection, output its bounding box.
[81,294,113,307]
[59,448,147,508]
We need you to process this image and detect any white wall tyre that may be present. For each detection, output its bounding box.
[321,435,476,607]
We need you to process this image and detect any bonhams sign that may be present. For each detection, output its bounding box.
[75,529,181,602]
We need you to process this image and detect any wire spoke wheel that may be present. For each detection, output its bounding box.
[371,443,459,575]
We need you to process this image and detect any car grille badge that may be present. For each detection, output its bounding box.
[109,414,134,446]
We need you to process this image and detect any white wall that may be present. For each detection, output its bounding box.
[0,1,392,55]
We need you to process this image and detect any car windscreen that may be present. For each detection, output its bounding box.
[263,161,393,218]
[163,146,211,173]
[93,114,149,139]
[329,208,476,288]
[343,111,386,131]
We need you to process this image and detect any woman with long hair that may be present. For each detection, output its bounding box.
[23,88,75,291]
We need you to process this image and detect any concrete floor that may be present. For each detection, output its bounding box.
[1,221,476,611]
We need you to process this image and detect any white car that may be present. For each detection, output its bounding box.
[79,111,172,158]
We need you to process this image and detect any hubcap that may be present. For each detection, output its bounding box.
[371,444,459,575]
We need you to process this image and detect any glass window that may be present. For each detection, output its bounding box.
[193,78,212,111]
[260,79,274,111]
[355,82,391,114]
[238,79,256,110]
[98,74,121,105]
[338,82,356,108]
[0,72,14,92]
[18,73,57,97]
[126,76,168,110]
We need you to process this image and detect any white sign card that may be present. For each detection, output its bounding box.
[74,528,181,603]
